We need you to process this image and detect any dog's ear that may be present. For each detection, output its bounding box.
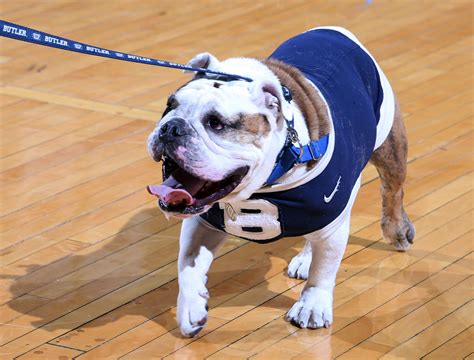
[185,52,221,72]
[250,80,282,117]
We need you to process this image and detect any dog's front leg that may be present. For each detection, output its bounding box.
[286,213,350,329]
[177,216,227,337]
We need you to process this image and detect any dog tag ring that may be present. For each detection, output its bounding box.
[287,128,304,158]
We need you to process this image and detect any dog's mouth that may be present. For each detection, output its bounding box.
[147,155,249,215]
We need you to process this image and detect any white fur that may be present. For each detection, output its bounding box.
[177,216,227,337]
[288,239,312,280]
[148,58,288,200]
[182,53,292,199]
[287,285,333,328]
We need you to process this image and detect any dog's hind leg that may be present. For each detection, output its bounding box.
[370,99,415,251]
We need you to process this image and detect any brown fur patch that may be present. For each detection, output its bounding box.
[370,98,407,190]
[241,114,271,136]
[369,97,415,250]
[264,59,331,140]
[208,113,270,148]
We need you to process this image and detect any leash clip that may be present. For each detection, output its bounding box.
[287,128,304,159]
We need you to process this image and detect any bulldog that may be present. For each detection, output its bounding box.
[147,27,415,337]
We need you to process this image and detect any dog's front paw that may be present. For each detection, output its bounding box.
[288,251,312,280]
[177,288,209,337]
[286,286,333,329]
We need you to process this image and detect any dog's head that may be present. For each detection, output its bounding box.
[147,53,288,218]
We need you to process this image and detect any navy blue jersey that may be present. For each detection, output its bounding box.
[200,28,392,242]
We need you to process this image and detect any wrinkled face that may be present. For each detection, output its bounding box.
[147,77,286,218]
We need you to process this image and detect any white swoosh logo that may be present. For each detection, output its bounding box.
[324,176,341,203]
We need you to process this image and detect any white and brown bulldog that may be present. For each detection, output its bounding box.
[147,27,415,337]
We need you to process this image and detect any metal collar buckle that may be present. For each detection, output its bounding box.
[287,127,304,159]
[307,144,318,160]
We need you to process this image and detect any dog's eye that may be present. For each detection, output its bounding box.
[207,115,225,131]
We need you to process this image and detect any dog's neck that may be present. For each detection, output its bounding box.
[289,100,310,144]
[252,59,333,189]
[264,59,331,145]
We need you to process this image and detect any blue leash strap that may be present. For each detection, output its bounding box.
[0,20,253,82]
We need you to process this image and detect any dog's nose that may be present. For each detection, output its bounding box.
[159,118,187,141]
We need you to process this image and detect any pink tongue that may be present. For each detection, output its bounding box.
[147,170,207,206]
[147,184,193,206]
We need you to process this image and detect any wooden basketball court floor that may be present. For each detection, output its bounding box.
[0,1,472,359]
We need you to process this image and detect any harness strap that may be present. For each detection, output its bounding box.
[265,135,329,185]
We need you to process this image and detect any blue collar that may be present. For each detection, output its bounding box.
[265,86,329,185]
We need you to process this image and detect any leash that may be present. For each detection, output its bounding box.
[1,19,328,185]
[0,20,253,82]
